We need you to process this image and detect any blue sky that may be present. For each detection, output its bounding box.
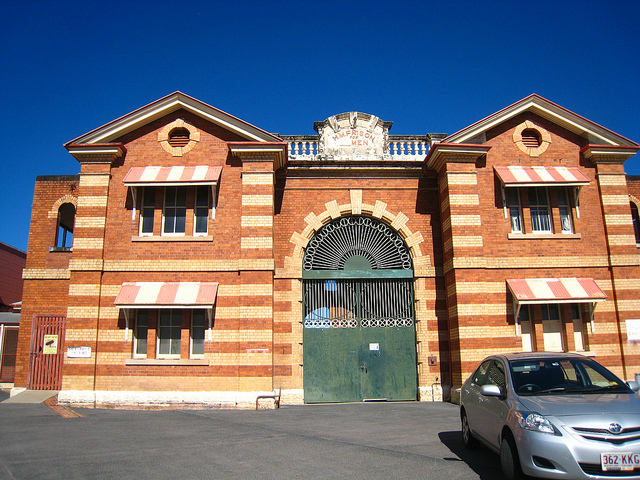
[2,0,639,252]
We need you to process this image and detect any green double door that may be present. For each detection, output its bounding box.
[303,278,417,403]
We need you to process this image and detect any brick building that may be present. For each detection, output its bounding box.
[0,242,26,384]
[13,92,640,407]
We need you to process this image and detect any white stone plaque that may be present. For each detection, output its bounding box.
[626,319,640,342]
[67,346,92,358]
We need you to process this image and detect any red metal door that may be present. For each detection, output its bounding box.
[28,315,66,390]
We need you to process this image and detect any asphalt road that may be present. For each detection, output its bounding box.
[0,394,503,480]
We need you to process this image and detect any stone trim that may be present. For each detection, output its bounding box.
[513,120,551,157]
[281,189,430,278]
[158,118,200,157]
[48,195,78,219]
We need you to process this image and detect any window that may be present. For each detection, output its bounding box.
[139,187,155,236]
[631,202,640,245]
[163,187,187,235]
[158,309,182,358]
[55,203,75,249]
[137,185,212,237]
[507,188,523,233]
[134,311,149,358]
[471,360,492,385]
[558,188,573,233]
[529,187,552,233]
[191,310,206,357]
[194,186,209,235]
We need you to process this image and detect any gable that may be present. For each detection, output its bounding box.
[65,91,282,146]
[443,94,638,147]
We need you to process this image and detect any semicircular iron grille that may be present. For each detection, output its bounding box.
[303,216,412,271]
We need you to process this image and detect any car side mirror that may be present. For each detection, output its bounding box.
[627,380,640,392]
[481,384,504,398]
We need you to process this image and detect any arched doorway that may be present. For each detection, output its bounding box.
[302,216,417,403]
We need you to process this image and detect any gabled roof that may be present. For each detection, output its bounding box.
[65,91,282,145]
[443,94,639,147]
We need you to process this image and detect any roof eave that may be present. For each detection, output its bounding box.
[65,92,282,146]
[444,94,639,147]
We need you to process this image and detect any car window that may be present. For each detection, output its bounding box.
[471,360,492,385]
[486,361,506,391]
[510,357,631,395]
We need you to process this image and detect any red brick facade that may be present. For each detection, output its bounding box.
[13,93,640,407]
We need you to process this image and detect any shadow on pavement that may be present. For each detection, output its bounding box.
[439,430,504,480]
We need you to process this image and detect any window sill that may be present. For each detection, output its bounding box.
[508,233,581,240]
[125,359,210,366]
[49,246,73,252]
[132,235,212,242]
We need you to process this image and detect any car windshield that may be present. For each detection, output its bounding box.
[509,357,632,396]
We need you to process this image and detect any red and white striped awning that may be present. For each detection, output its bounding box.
[494,166,590,186]
[506,278,606,304]
[114,282,219,308]
[123,166,222,186]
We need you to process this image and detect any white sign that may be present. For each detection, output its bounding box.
[369,343,380,351]
[67,346,92,358]
[626,319,640,342]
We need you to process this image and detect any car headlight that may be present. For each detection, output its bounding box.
[515,412,558,434]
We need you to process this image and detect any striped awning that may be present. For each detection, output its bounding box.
[114,282,219,308]
[506,278,606,304]
[123,165,222,186]
[494,166,590,186]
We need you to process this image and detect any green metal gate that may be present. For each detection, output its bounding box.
[302,216,417,403]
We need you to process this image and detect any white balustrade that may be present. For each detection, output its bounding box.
[285,137,428,161]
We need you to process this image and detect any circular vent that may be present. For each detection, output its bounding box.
[168,128,190,147]
[521,129,541,148]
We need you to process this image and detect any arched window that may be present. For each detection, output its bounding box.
[55,203,75,250]
[631,202,640,245]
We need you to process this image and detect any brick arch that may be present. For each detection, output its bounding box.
[288,190,426,265]
[47,195,78,219]
[630,194,640,208]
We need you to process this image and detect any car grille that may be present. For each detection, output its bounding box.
[572,426,640,445]
[579,464,640,477]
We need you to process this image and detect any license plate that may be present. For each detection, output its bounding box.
[601,453,640,471]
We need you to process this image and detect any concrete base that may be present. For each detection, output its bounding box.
[2,389,59,403]
[58,389,305,409]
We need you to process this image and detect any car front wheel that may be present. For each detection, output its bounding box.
[500,434,525,480]
[461,410,479,449]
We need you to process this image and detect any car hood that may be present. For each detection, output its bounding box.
[517,393,640,417]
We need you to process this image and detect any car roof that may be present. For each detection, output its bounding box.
[492,352,592,362]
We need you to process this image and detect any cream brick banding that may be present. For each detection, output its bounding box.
[242,172,274,185]
[598,175,627,186]
[241,237,273,249]
[74,217,106,228]
[79,174,110,187]
[23,268,71,280]
[77,196,108,207]
[72,238,104,250]
[450,214,482,226]
[242,195,273,206]
[241,216,273,227]
[604,214,633,225]
[449,194,479,206]
[446,172,478,185]
[69,284,101,296]
[602,195,632,205]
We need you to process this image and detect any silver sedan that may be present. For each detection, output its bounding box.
[460,352,640,480]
